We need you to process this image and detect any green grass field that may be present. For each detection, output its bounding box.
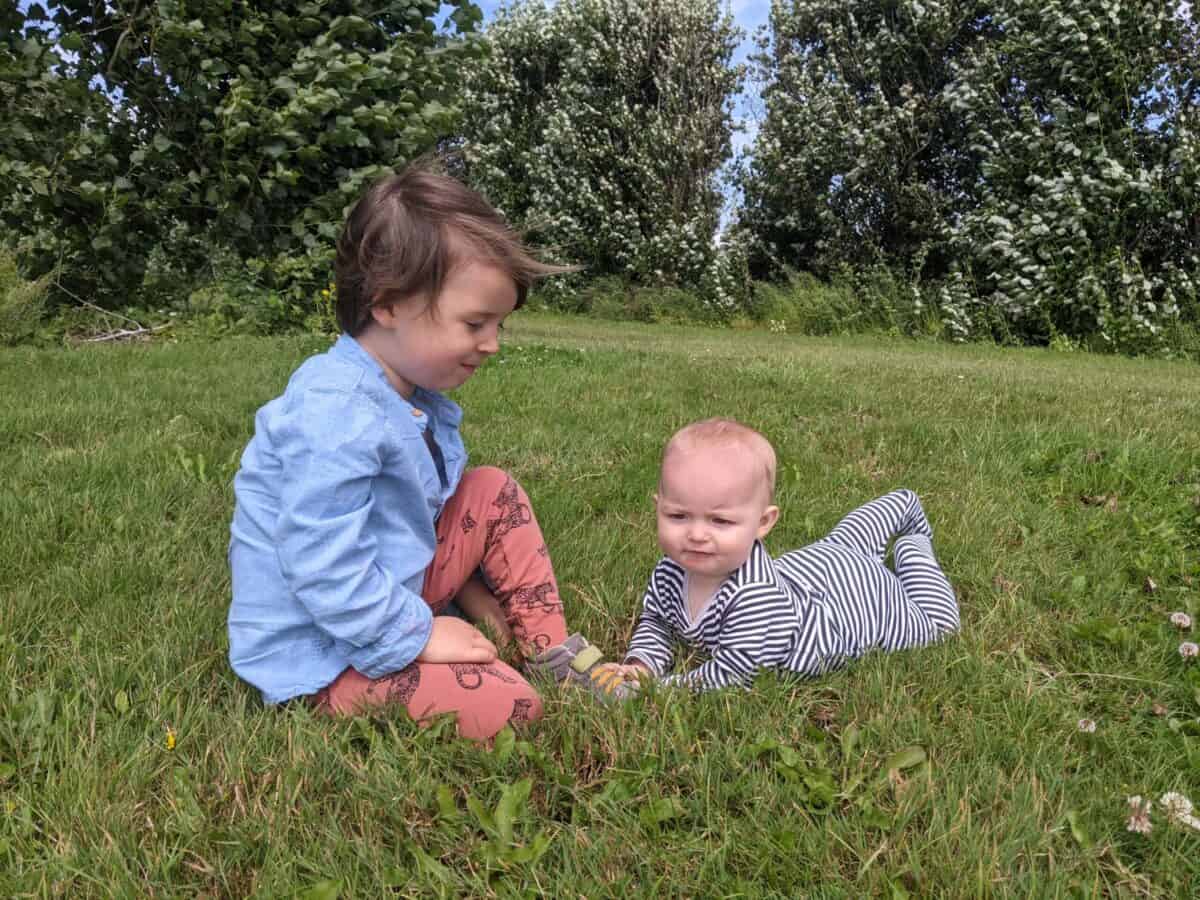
[2,314,1199,897]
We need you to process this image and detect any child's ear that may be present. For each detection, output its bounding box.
[652,492,659,509]
[757,505,780,539]
[369,299,398,329]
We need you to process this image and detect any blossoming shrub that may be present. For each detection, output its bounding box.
[740,0,1200,353]
[737,0,991,280]
[945,0,1200,352]
[460,0,746,314]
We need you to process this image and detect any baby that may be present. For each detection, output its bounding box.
[597,418,960,693]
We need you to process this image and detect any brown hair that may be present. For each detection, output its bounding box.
[334,160,573,335]
[661,418,778,500]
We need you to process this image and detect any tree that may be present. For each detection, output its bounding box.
[739,0,1199,350]
[736,0,998,279]
[0,0,484,307]
[459,0,743,300]
[944,0,1200,348]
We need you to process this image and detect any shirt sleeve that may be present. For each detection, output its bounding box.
[661,584,797,691]
[624,579,676,675]
[272,388,432,678]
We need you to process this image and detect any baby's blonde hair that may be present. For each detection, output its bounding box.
[661,418,777,500]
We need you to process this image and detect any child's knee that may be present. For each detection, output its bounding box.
[507,684,544,728]
[468,683,543,741]
[462,465,510,489]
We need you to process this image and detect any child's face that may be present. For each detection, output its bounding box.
[655,445,779,582]
[358,260,517,398]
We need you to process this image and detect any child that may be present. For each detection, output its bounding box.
[596,418,960,692]
[227,163,616,741]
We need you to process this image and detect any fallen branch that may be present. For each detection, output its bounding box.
[53,279,146,329]
[80,323,172,343]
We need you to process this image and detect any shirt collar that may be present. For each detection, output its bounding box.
[330,333,463,428]
[728,540,777,589]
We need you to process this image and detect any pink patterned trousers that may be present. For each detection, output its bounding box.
[314,467,568,741]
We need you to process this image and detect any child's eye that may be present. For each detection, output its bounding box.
[466,321,483,330]
[712,518,734,526]
[666,512,686,521]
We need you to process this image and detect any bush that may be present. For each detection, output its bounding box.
[0,249,48,345]
[1,1,484,309]
[569,276,728,324]
[461,0,743,294]
[749,267,943,338]
[739,0,1200,353]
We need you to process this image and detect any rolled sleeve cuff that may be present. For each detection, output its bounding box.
[345,600,434,679]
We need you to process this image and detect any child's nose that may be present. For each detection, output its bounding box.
[478,330,500,354]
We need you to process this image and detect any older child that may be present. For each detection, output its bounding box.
[228,163,615,740]
[596,418,960,693]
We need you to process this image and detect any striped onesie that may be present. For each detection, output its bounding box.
[624,489,960,691]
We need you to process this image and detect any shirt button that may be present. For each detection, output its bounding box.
[411,408,423,417]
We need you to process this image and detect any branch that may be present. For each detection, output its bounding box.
[54,278,145,329]
[80,323,172,343]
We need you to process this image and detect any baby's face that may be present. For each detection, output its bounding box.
[655,446,779,582]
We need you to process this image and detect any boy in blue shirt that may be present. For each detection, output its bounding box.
[228,164,618,739]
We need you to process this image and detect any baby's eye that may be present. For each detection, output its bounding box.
[465,321,484,331]
[666,512,686,521]
[712,517,735,526]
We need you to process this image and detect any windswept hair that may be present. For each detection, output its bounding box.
[662,418,778,500]
[334,159,574,335]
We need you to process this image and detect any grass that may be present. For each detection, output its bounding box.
[2,312,1199,897]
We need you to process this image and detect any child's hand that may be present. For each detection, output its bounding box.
[417,616,498,664]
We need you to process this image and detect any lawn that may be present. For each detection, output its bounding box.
[2,313,1198,897]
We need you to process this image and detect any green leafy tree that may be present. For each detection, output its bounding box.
[0,0,484,307]
[739,0,1199,350]
[736,0,997,279]
[943,0,1200,349]
[460,0,744,308]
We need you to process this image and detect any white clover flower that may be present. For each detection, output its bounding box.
[1180,641,1200,659]
[1126,795,1153,834]
[1169,612,1192,630]
[1159,793,1200,831]
[1077,718,1097,733]
[1159,792,1193,822]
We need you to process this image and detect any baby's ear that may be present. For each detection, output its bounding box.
[757,505,780,539]
[652,492,659,509]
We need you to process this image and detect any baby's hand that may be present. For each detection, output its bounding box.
[417,616,498,664]
[594,662,652,684]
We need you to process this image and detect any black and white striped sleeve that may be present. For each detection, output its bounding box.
[661,584,797,691]
[625,579,676,675]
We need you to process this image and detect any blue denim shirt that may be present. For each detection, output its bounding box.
[228,334,467,704]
